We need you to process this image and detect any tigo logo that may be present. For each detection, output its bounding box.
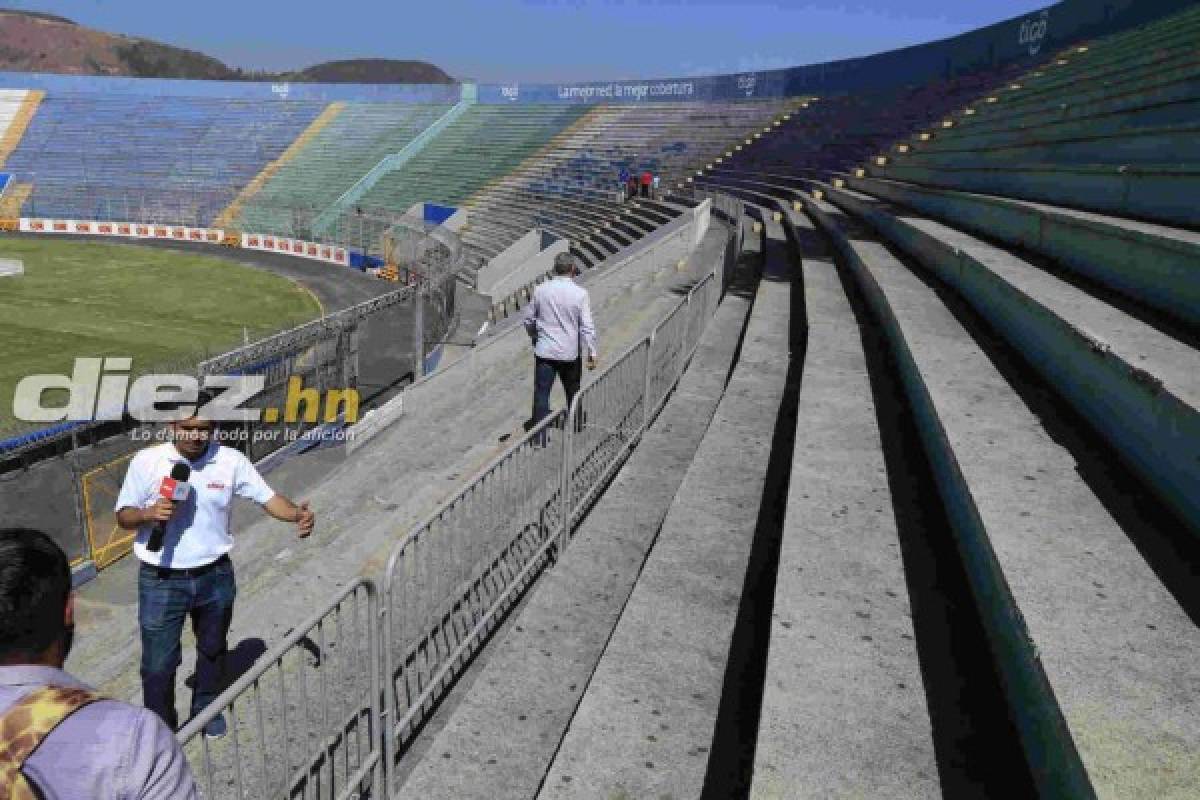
[1019,11,1050,56]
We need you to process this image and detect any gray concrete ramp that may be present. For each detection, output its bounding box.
[749,211,938,799]
[535,218,795,799]
[393,236,761,800]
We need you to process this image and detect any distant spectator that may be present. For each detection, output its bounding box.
[523,252,598,432]
[641,170,653,198]
[0,528,199,799]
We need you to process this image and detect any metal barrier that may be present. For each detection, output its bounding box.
[380,209,737,793]
[381,410,567,769]
[562,340,649,544]
[175,194,745,798]
[177,579,383,800]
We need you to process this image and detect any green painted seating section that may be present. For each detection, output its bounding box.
[890,4,1200,169]
[358,105,590,214]
[235,102,453,235]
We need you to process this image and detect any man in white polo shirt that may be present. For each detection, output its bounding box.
[115,396,315,738]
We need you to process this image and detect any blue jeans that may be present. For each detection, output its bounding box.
[532,356,582,429]
[138,556,236,730]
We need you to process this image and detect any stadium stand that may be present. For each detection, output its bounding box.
[535,211,794,799]
[0,88,40,166]
[460,100,797,271]
[748,207,941,798]
[388,5,1200,798]
[225,101,454,233]
[4,1,1198,797]
[865,6,1200,227]
[0,88,40,219]
[393,216,761,800]
[684,6,1200,797]
[3,93,325,223]
[360,106,592,227]
[0,83,788,289]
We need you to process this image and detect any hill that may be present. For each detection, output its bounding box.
[0,9,454,83]
[286,59,453,84]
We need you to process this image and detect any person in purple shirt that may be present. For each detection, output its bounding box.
[523,252,599,430]
[0,528,198,799]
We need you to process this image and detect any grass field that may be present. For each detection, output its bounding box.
[0,238,322,438]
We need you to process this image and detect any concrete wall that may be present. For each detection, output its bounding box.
[352,199,715,448]
[476,229,542,295]
[442,208,469,233]
[479,231,570,299]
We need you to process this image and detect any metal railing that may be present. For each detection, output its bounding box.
[379,203,738,793]
[171,194,744,799]
[382,410,567,767]
[177,579,383,800]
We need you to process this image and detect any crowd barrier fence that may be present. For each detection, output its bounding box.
[177,579,383,800]
[172,195,744,798]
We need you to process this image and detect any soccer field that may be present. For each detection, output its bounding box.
[0,237,323,438]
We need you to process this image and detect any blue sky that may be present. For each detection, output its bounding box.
[8,0,1051,81]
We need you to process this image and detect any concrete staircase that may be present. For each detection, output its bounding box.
[383,7,1200,797]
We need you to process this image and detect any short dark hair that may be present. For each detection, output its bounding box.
[0,529,71,660]
[553,252,576,275]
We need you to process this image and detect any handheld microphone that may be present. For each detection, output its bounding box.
[147,463,191,552]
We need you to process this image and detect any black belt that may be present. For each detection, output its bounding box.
[140,554,229,579]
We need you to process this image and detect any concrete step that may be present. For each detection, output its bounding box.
[937,63,1200,144]
[820,181,1200,537]
[392,229,762,800]
[536,217,796,799]
[750,209,939,798]
[841,175,1200,329]
[801,193,1200,799]
[893,123,1200,168]
[872,160,1200,229]
[919,94,1200,155]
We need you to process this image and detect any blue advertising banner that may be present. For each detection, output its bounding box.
[0,71,461,103]
[476,0,1195,104]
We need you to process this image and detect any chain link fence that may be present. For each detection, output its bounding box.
[0,287,423,575]
[3,183,467,574]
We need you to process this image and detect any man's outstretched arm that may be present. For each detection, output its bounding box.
[263,494,316,538]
